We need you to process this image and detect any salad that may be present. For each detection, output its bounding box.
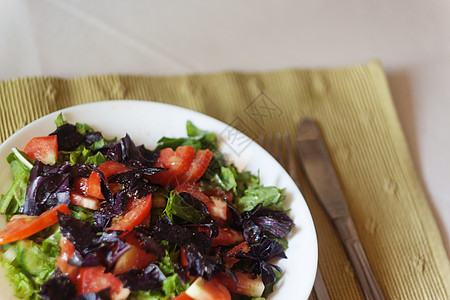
[0,114,294,300]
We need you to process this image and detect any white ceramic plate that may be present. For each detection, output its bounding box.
[0,100,317,299]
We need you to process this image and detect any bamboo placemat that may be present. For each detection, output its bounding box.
[0,61,448,299]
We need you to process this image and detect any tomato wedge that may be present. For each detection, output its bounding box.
[150,146,196,186]
[214,271,265,298]
[56,237,79,282]
[73,177,89,195]
[107,194,152,234]
[185,277,231,300]
[175,183,229,226]
[177,149,212,184]
[113,244,158,274]
[70,192,100,210]
[224,242,250,269]
[0,204,70,244]
[86,161,131,199]
[198,227,244,247]
[23,135,58,165]
[172,292,195,300]
[77,266,130,300]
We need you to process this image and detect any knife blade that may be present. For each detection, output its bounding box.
[296,119,384,300]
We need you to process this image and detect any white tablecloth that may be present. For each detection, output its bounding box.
[1,0,448,252]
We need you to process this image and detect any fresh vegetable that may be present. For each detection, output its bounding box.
[0,117,294,300]
[76,266,130,299]
[23,136,58,165]
[185,277,231,300]
[107,194,153,234]
[214,271,265,297]
[0,151,31,214]
[0,204,70,245]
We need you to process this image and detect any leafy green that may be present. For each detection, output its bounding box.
[0,258,38,300]
[156,121,217,151]
[54,114,113,166]
[54,113,67,128]
[130,250,190,299]
[84,151,107,165]
[163,191,205,224]
[57,145,107,166]
[0,151,32,214]
[214,166,237,191]
[69,204,95,224]
[262,269,282,298]
[0,230,61,300]
[75,122,94,135]
[41,229,62,258]
[235,185,286,213]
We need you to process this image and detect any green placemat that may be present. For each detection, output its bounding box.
[0,61,449,299]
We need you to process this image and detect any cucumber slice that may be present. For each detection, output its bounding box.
[16,240,51,276]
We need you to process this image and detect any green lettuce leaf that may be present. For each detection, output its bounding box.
[163,191,205,224]
[0,229,61,300]
[156,121,217,151]
[235,185,286,213]
[130,250,190,299]
[54,113,67,128]
[0,151,32,214]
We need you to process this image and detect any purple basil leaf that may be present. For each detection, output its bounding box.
[241,204,294,245]
[117,264,166,291]
[250,239,286,261]
[20,161,71,215]
[184,244,221,280]
[76,288,111,300]
[50,123,84,151]
[84,131,104,147]
[227,202,242,228]
[58,212,98,255]
[106,134,158,169]
[39,269,77,300]
[179,192,210,215]
[260,261,278,286]
[132,228,165,257]
[242,219,263,245]
[250,208,294,239]
[153,216,211,251]
[70,163,91,178]
[58,212,129,269]
[173,264,190,285]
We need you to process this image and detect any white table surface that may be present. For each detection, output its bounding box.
[0,0,448,253]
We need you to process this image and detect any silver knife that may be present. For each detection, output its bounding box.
[296,119,384,300]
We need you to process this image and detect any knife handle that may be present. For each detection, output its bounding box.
[334,217,384,300]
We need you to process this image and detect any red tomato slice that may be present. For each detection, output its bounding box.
[180,247,188,266]
[198,227,244,247]
[23,135,58,165]
[77,266,130,300]
[0,204,70,244]
[73,177,89,195]
[185,277,231,300]
[175,183,229,226]
[150,146,196,186]
[224,242,250,269]
[172,292,195,300]
[86,161,130,199]
[113,244,158,274]
[107,194,152,234]
[203,188,234,203]
[70,192,100,210]
[56,237,79,282]
[177,149,212,184]
[214,271,265,298]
